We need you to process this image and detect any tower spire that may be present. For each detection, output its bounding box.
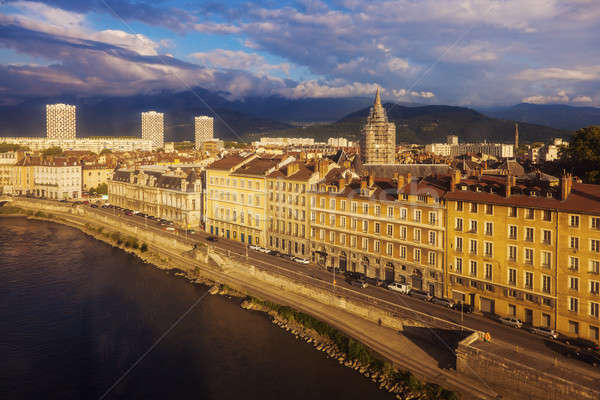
[374,87,381,107]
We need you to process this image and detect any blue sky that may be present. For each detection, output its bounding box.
[0,0,599,106]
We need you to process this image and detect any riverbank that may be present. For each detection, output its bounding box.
[1,207,460,400]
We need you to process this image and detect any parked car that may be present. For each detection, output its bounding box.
[344,271,364,280]
[577,349,600,367]
[90,204,98,208]
[249,245,260,251]
[124,211,133,216]
[386,282,411,294]
[165,226,176,231]
[293,257,310,264]
[409,289,432,302]
[186,229,196,234]
[206,236,218,242]
[365,277,385,287]
[431,297,455,308]
[452,302,474,313]
[349,279,368,288]
[270,250,281,257]
[498,317,523,329]
[528,326,559,340]
[563,337,600,351]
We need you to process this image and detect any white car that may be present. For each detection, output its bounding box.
[387,282,411,294]
[499,317,523,329]
[165,226,176,231]
[293,257,310,264]
[249,245,260,251]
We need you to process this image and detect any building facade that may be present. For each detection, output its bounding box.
[32,158,81,199]
[194,116,214,149]
[108,166,203,228]
[141,111,164,150]
[360,89,396,165]
[0,137,152,153]
[47,104,76,139]
[83,165,114,192]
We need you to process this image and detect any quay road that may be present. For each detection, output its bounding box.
[82,204,600,378]
[10,197,600,383]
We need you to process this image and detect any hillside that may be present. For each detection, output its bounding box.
[482,103,600,131]
[251,103,570,144]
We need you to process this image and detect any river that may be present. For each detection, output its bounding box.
[0,218,393,399]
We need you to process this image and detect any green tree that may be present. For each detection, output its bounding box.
[96,183,108,195]
[100,148,112,155]
[42,146,63,156]
[561,126,600,184]
[0,143,30,152]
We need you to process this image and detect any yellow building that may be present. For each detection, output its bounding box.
[445,172,600,342]
[82,165,113,192]
[205,154,288,246]
[9,157,37,195]
[266,159,322,258]
[310,170,447,296]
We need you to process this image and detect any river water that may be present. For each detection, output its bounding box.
[0,218,392,400]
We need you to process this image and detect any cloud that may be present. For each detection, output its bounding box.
[572,95,593,104]
[513,67,600,81]
[522,89,570,104]
[437,41,500,63]
[190,49,290,76]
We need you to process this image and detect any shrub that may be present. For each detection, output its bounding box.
[140,243,148,252]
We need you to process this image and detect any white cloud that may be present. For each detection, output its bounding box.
[513,67,600,81]
[194,22,242,34]
[572,95,593,103]
[277,80,380,98]
[522,89,570,104]
[190,49,290,75]
[438,41,500,63]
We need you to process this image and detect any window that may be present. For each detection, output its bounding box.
[508,268,517,285]
[470,239,478,255]
[400,246,406,259]
[329,214,336,226]
[590,280,600,295]
[362,237,368,250]
[429,212,437,225]
[509,225,517,240]
[470,202,478,213]
[509,206,517,217]
[375,205,381,216]
[330,231,335,243]
[592,239,600,253]
[570,236,579,249]
[429,231,437,246]
[569,297,579,312]
[455,257,463,273]
[351,201,357,213]
[414,210,421,223]
[455,237,463,252]
[414,249,421,262]
[525,227,534,242]
[591,260,600,274]
[485,204,493,215]
[455,218,463,231]
[542,275,551,293]
[508,304,516,316]
[429,252,436,266]
[485,222,493,236]
[570,215,580,228]
[543,230,552,245]
[387,224,393,236]
[340,200,346,211]
[591,326,600,340]
[485,263,493,280]
[350,236,357,247]
[525,272,533,289]
[508,245,517,261]
[330,199,336,210]
[485,242,493,257]
[591,303,600,319]
[543,210,552,222]
[526,208,534,219]
[386,243,393,256]
[569,321,579,334]
[363,203,369,214]
[456,201,463,211]
[570,277,579,291]
[351,218,357,229]
[362,220,368,232]
[524,248,534,265]
[470,220,478,233]
[374,240,380,252]
[414,229,421,242]
[569,256,579,271]
[387,207,394,218]
[541,251,551,268]
[341,216,346,228]
[374,222,380,234]
[400,226,407,240]
[592,217,600,230]
[470,261,477,277]
[400,208,407,220]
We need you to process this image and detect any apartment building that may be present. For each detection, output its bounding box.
[205,154,290,246]
[309,171,447,297]
[31,157,81,199]
[266,159,323,258]
[445,172,600,341]
[82,165,113,192]
[108,166,203,228]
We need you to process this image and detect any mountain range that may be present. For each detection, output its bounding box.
[479,103,600,131]
[0,88,596,144]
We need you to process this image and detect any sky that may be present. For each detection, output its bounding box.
[0,0,599,106]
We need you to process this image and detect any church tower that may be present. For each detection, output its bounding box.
[360,88,396,164]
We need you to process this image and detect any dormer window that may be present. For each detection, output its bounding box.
[459,184,467,191]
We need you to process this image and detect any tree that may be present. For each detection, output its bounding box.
[42,146,63,156]
[0,143,30,153]
[100,148,112,155]
[560,126,600,184]
[96,183,108,195]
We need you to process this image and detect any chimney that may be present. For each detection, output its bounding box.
[343,160,351,169]
[406,172,412,185]
[453,169,461,185]
[287,162,299,177]
[393,172,399,182]
[299,151,306,161]
[368,174,374,187]
[345,173,352,184]
[450,172,457,192]
[338,177,346,192]
[505,174,512,198]
[397,175,405,192]
[561,173,572,201]
[360,179,367,190]
[514,123,519,152]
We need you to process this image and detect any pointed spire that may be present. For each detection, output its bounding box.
[374,87,381,107]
